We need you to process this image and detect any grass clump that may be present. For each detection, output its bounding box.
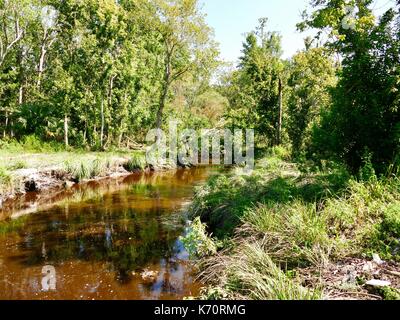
[6,160,27,170]
[199,242,321,300]
[243,202,332,268]
[227,243,321,300]
[0,166,15,195]
[123,153,147,172]
[64,158,110,182]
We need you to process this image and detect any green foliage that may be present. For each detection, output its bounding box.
[220,18,285,146]
[267,145,291,160]
[190,153,400,299]
[287,47,337,157]
[191,152,350,237]
[181,217,219,258]
[0,0,219,148]
[378,286,400,300]
[302,1,400,174]
[359,150,377,182]
[0,166,12,191]
[369,203,400,261]
[0,135,65,153]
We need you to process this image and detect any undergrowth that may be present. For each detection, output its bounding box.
[183,151,400,300]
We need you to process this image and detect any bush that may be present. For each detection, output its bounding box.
[369,204,400,260]
[181,217,220,258]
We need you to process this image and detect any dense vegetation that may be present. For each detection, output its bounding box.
[0,0,223,149]
[1,0,399,301]
[221,0,399,175]
[185,149,400,300]
[181,0,400,301]
[1,0,399,176]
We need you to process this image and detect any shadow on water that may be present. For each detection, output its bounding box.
[0,167,222,300]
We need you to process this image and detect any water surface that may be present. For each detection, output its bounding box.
[0,167,219,300]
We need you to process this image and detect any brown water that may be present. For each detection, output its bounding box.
[0,167,220,300]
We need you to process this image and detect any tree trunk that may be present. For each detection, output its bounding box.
[4,111,8,138]
[108,75,115,106]
[107,75,115,144]
[156,53,171,129]
[118,132,123,148]
[277,78,283,145]
[18,85,23,104]
[37,30,48,88]
[0,13,23,68]
[156,82,169,129]
[83,120,87,145]
[64,113,69,148]
[100,98,105,149]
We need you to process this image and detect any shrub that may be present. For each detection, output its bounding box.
[368,203,400,260]
[181,217,219,258]
[7,160,27,170]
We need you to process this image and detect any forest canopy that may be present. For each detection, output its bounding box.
[0,0,399,174]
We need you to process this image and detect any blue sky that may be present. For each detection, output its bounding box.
[200,0,396,63]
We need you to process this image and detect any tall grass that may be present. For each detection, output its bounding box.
[224,243,321,300]
[0,135,65,153]
[0,166,13,194]
[123,153,147,172]
[186,152,400,300]
[64,158,111,182]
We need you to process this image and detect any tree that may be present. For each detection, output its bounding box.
[222,18,285,146]
[0,0,221,148]
[287,46,337,157]
[300,0,400,173]
[152,0,218,129]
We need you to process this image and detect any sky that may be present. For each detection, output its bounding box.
[200,0,397,63]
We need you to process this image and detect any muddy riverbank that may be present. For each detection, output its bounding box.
[0,153,183,220]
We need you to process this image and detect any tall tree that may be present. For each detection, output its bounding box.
[287,46,337,157]
[152,0,218,129]
[299,0,400,173]
[223,18,285,146]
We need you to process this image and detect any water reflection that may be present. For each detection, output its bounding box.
[0,167,220,300]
